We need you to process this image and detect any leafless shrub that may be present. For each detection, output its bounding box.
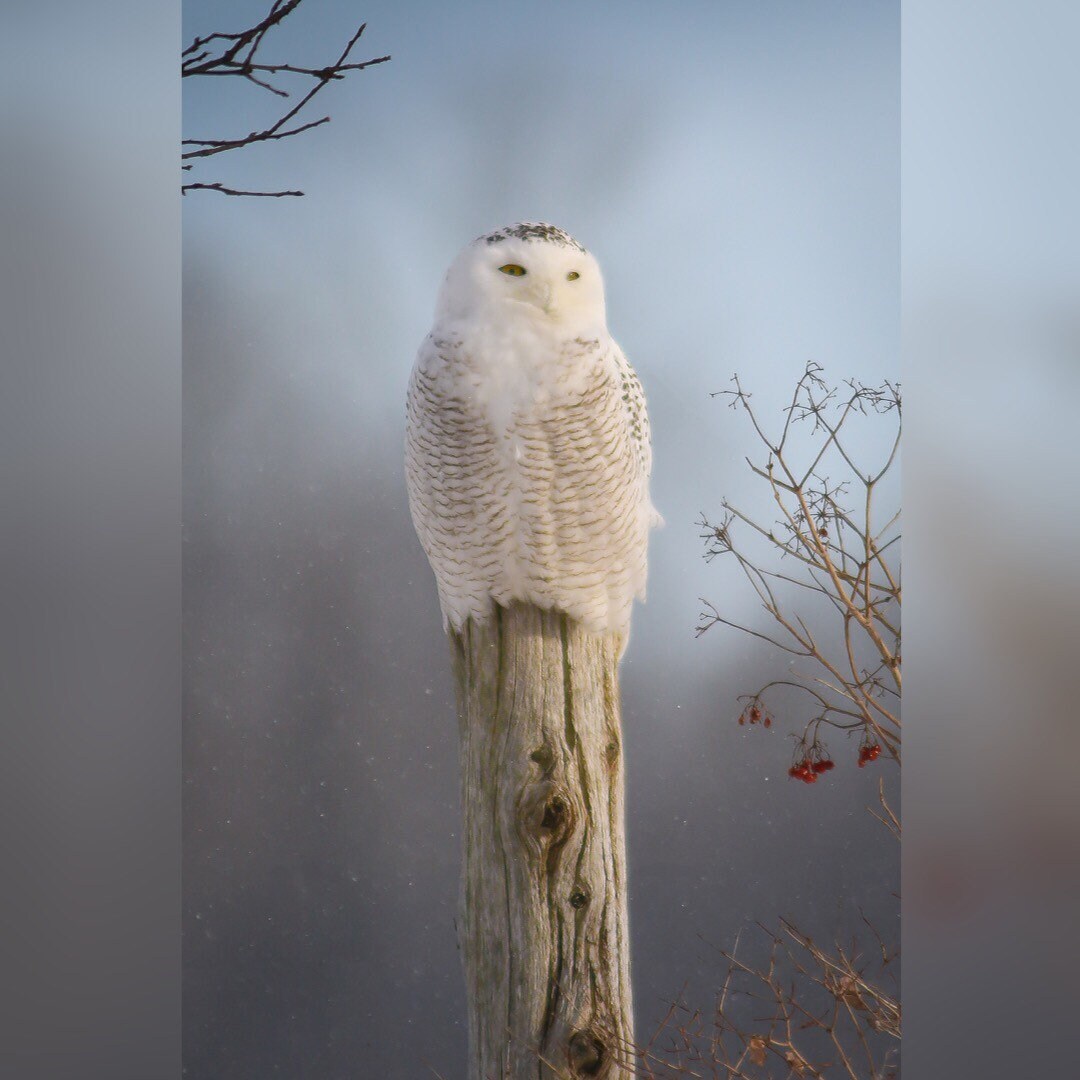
[630,364,902,1078]
[182,0,390,196]
[623,910,899,1080]
[623,783,899,1077]
[697,362,900,779]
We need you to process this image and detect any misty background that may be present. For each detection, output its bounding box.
[183,2,899,1076]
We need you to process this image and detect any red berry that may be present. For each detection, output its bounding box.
[763,716,772,728]
[738,714,745,725]
[749,705,762,724]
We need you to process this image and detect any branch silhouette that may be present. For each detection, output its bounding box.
[182,0,390,197]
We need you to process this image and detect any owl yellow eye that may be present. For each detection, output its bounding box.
[498,264,527,277]
[566,271,580,281]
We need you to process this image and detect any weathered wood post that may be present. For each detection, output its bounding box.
[449,603,634,1080]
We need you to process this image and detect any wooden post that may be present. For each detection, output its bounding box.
[449,602,634,1080]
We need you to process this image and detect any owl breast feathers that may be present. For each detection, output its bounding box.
[405,223,659,641]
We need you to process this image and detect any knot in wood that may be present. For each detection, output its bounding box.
[569,887,590,910]
[518,779,573,846]
[530,743,556,775]
[541,795,567,831]
[604,740,620,773]
[567,1029,607,1077]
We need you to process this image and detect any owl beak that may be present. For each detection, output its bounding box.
[533,282,557,316]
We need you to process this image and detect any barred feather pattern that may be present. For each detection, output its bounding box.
[405,330,657,641]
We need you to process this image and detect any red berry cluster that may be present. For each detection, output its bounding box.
[788,750,835,784]
[858,741,882,767]
[738,703,772,728]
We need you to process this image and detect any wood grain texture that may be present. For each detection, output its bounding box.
[449,602,634,1079]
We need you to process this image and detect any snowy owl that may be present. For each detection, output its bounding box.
[405,222,659,642]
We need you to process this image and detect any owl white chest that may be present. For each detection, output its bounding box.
[446,314,596,439]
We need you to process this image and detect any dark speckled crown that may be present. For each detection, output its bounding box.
[479,222,587,254]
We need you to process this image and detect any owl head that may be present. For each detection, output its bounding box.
[435,222,606,331]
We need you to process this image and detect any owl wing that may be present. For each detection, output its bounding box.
[509,338,658,637]
[405,335,511,629]
[610,342,657,512]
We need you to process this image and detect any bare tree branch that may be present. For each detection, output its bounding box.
[699,363,901,774]
[180,182,304,198]
[182,1,390,197]
[632,365,902,1080]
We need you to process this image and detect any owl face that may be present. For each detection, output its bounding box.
[435,223,606,332]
